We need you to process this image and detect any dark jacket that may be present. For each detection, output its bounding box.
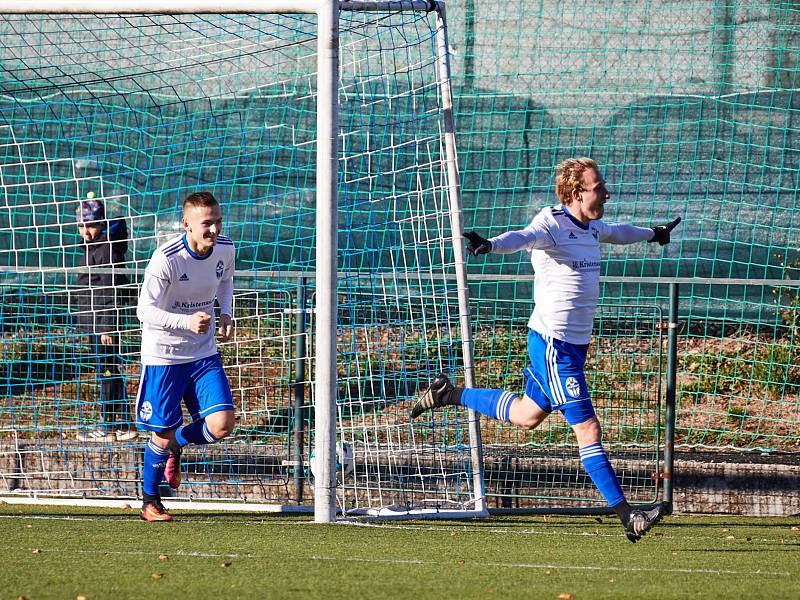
[73,219,134,334]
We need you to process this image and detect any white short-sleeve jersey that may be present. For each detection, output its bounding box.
[489,205,652,345]
[137,234,235,365]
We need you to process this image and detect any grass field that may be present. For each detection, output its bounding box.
[2,505,798,600]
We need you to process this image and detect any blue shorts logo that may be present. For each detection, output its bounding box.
[139,401,153,422]
[565,376,581,398]
[216,260,224,279]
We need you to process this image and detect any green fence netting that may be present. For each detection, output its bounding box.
[1,1,798,483]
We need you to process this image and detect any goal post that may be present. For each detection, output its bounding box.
[0,1,487,522]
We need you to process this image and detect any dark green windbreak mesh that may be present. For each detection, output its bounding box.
[444,2,800,453]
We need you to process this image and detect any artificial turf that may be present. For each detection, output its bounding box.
[2,505,798,600]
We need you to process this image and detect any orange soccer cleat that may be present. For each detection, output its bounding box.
[140,499,173,522]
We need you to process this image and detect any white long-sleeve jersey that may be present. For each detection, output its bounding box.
[137,234,235,365]
[489,205,653,345]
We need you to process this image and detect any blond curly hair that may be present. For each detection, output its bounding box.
[555,157,598,205]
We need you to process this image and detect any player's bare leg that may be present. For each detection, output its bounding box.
[204,409,235,439]
[508,398,549,430]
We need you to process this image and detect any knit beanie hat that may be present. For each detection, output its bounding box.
[76,199,105,224]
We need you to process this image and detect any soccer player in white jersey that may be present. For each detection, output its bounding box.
[135,191,236,522]
[412,157,681,542]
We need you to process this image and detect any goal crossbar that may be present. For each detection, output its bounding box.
[1,1,438,15]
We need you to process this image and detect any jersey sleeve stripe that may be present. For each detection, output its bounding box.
[162,241,183,255]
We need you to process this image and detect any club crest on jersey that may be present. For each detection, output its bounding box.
[179,273,189,281]
[216,260,224,279]
[565,377,582,398]
[139,401,153,422]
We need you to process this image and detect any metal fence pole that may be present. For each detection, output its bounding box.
[663,282,679,511]
[292,277,307,502]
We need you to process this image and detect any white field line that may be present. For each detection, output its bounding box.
[485,561,792,578]
[2,514,626,537]
[4,514,797,572]
[7,545,794,578]
[3,513,794,543]
[315,556,793,577]
[0,514,305,525]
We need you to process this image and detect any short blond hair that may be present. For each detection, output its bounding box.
[555,157,598,205]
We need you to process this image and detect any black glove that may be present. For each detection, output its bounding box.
[464,231,492,256]
[649,217,681,246]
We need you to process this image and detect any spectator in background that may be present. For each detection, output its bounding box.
[73,198,137,442]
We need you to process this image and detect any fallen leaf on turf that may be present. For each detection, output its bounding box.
[654,532,665,538]
[26,525,32,528]
[456,559,465,565]
[32,548,41,554]
[158,554,169,561]
[17,596,27,600]
[151,573,165,580]
[558,594,574,599]
[221,562,232,568]
[77,595,87,600]
[725,535,735,540]
[792,527,799,531]
[545,570,551,575]
[609,579,615,583]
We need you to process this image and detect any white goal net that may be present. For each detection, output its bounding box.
[0,3,486,519]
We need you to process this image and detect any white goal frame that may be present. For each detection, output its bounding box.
[2,0,486,523]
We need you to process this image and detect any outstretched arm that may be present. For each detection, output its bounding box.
[463,231,492,255]
[648,217,682,246]
[599,217,681,245]
[464,220,553,256]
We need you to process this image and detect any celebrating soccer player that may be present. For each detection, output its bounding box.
[135,191,236,522]
[412,157,680,542]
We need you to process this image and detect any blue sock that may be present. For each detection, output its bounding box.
[579,443,626,507]
[175,420,219,447]
[460,388,514,422]
[142,440,170,498]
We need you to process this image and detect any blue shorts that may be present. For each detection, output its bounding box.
[135,353,233,432]
[523,329,596,426]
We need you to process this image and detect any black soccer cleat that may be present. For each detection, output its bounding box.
[411,373,456,419]
[624,503,667,543]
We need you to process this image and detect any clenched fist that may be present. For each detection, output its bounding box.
[188,311,212,334]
